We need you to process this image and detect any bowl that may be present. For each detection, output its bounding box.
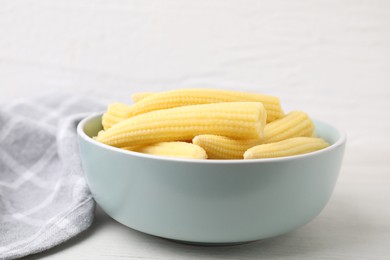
[77,113,346,245]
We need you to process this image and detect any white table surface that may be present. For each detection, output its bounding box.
[1,1,390,259]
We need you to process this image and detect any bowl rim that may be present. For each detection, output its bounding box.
[77,112,347,164]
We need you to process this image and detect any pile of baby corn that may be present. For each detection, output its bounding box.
[94,88,330,159]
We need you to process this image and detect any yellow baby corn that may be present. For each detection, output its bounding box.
[131,92,155,103]
[123,142,207,159]
[193,135,261,159]
[127,88,283,123]
[102,103,133,130]
[95,102,266,147]
[244,137,330,159]
[263,111,314,144]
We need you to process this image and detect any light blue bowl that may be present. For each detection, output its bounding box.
[77,114,346,245]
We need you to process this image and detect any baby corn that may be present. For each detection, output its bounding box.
[263,111,314,144]
[244,137,330,159]
[102,103,133,130]
[95,102,266,147]
[123,142,207,159]
[193,135,261,159]
[128,88,283,123]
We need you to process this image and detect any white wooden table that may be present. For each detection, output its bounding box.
[1,1,390,259]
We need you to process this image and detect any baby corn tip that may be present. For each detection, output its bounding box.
[243,150,254,160]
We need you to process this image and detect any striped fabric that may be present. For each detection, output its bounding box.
[0,93,105,260]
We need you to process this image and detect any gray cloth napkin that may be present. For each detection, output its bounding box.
[0,93,105,260]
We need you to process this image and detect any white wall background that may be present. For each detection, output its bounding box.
[1,1,390,259]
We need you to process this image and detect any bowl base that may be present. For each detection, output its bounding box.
[165,238,259,247]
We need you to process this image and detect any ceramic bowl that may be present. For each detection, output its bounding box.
[77,113,346,245]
